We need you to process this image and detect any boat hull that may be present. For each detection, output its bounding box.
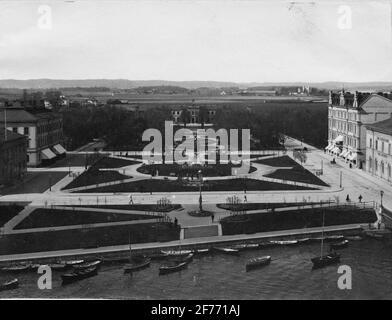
[246,256,271,272]
[311,254,340,269]
[124,259,151,274]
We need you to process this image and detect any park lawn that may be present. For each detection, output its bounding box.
[137,163,257,177]
[75,178,316,193]
[93,156,141,169]
[0,172,68,195]
[59,204,182,212]
[0,222,180,255]
[254,155,329,187]
[62,169,131,190]
[217,201,332,212]
[220,205,377,235]
[0,205,25,227]
[14,208,156,230]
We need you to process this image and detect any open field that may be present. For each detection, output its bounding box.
[59,204,182,212]
[0,222,180,255]
[14,208,156,229]
[63,170,131,190]
[221,205,377,235]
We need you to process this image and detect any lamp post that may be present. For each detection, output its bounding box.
[198,170,203,212]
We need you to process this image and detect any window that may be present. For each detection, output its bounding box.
[23,127,29,135]
[388,164,391,178]
[369,138,372,148]
[389,144,391,155]
[376,140,378,150]
[12,127,17,133]
[382,142,385,153]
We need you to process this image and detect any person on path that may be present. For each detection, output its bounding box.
[129,194,134,204]
[211,213,214,223]
[358,195,363,203]
[346,194,350,202]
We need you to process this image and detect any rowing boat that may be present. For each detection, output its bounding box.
[246,256,271,272]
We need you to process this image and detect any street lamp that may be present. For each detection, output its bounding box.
[198,170,203,212]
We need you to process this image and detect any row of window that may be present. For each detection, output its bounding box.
[369,138,392,155]
[328,108,358,121]
[328,131,358,148]
[368,157,392,179]
[328,119,358,135]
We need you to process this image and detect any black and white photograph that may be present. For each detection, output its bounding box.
[0,0,392,305]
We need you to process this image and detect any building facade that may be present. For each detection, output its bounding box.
[171,106,216,124]
[0,106,66,166]
[0,128,27,186]
[326,91,392,169]
[366,118,392,182]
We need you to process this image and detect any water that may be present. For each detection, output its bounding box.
[1,239,392,299]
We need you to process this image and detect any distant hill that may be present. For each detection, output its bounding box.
[0,79,391,91]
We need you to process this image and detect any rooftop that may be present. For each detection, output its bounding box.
[0,127,27,145]
[0,107,62,123]
[366,117,392,135]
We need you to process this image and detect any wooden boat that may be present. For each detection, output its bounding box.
[325,235,345,242]
[60,259,84,266]
[194,248,210,255]
[346,235,363,241]
[232,243,259,251]
[246,256,271,272]
[61,266,98,285]
[173,253,194,264]
[296,238,311,244]
[48,263,68,271]
[73,260,102,270]
[311,210,342,269]
[124,257,151,274]
[329,240,349,250]
[149,252,169,260]
[161,250,193,257]
[212,247,240,255]
[159,261,188,275]
[311,252,341,269]
[0,279,19,292]
[1,264,31,273]
[270,240,298,246]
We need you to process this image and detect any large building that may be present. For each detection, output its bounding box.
[325,91,392,169]
[0,128,27,186]
[0,105,66,166]
[365,118,392,182]
[171,106,216,125]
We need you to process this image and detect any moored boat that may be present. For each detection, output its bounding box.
[311,252,340,269]
[60,259,84,266]
[0,264,31,273]
[329,240,349,250]
[161,250,193,256]
[124,257,151,274]
[149,252,169,260]
[194,248,210,255]
[48,263,68,271]
[159,261,188,275]
[346,235,363,241]
[270,240,298,246]
[174,253,194,264]
[61,266,98,285]
[73,260,102,270]
[212,247,240,255]
[232,243,259,251]
[246,256,271,272]
[0,279,19,292]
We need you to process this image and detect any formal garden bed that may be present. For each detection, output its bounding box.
[137,162,257,177]
[0,205,25,227]
[76,177,316,193]
[59,204,182,212]
[14,208,156,230]
[220,206,377,235]
[217,201,332,212]
[62,168,131,190]
[0,222,180,255]
[254,155,328,186]
[93,156,141,169]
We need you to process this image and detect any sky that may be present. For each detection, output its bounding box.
[0,0,391,83]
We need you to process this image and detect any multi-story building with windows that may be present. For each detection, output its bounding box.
[0,128,27,186]
[0,105,65,166]
[326,91,392,169]
[171,106,216,125]
[366,118,392,182]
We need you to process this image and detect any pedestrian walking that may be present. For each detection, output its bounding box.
[211,213,214,223]
[244,195,247,203]
[346,194,350,202]
[129,194,134,204]
[358,195,363,203]
[174,217,178,227]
